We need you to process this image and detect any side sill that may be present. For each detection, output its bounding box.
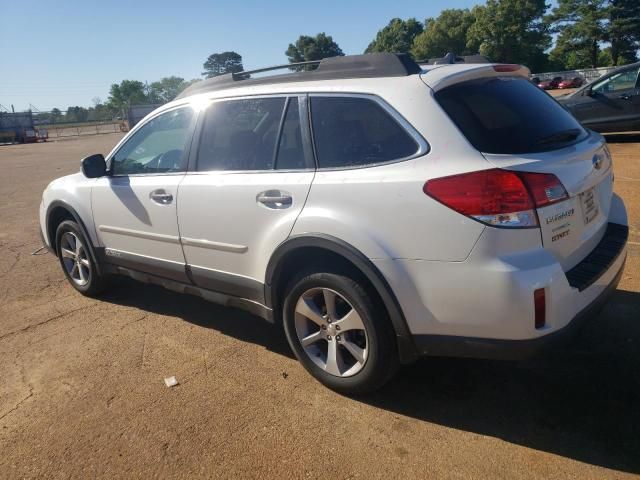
[101,262,274,323]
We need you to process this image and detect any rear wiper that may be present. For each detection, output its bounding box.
[536,128,581,146]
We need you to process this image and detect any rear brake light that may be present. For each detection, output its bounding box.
[493,64,521,72]
[534,288,546,329]
[423,168,568,228]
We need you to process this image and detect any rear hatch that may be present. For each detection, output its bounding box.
[431,72,613,271]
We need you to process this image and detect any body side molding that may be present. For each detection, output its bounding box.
[181,237,248,253]
[98,225,180,244]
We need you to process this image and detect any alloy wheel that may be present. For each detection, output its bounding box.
[294,287,369,377]
[60,231,91,286]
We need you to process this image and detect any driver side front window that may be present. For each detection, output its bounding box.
[592,67,640,94]
[111,107,194,175]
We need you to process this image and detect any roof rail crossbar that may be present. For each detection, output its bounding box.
[176,53,423,99]
[418,53,492,65]
[232,60,321,80]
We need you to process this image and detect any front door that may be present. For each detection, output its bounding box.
[92,106,196,282]
[177,96,314,302]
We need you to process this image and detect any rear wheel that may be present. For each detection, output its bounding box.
[283,270,398,395]
[56,220,110,296]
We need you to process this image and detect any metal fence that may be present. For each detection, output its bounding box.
[531,66,618,82]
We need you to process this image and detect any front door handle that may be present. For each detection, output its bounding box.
[150,189,173,205]
[619,93,632,100]
[257,190,292,209]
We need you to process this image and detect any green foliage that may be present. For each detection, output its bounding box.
[467,0,551,71]
[286,33,344,70]
[65,106,89,123]
[107,80,147,111]
[547,0,609,68]
[411,9,477,60]
[148,76,191,103]
[608,0,640,65]
[202,51,244,78]
[365,18,424,55]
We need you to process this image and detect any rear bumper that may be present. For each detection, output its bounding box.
[412,254,625,360]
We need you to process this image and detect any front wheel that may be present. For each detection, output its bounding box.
[56,220,110,296]
[283,270,398,395]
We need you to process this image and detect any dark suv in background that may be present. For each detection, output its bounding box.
[559,62,640,133]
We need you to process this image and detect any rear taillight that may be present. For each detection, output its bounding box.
[423,168,568,228]
[517,172,568,207]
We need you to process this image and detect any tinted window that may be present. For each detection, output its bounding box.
[435,77,588,154]
[592,66,640,93]
[310,97,419,168]
[275,98,306,170]
[197,97,286,171]
[111,107,194,175]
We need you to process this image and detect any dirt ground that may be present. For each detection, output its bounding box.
[0,132,638,479]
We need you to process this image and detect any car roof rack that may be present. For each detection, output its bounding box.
[418,52,492,65]
[176,53,423,99]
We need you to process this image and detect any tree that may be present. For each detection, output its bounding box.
[148,76,190,103]
[608,0,640,65]
[65,106,89,123]
[411,9,477,60]
[202,51,243,78]
[50,108,62,123]
[286,33,344,70]
[365,18,424,55]
[467,0,551,71]
[107,80,148,112]
[547,0,609,69]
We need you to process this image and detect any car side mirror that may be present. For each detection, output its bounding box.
[81,154,107,178]
[585,88,595,97]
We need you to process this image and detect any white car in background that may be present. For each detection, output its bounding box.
[39,53,628,394]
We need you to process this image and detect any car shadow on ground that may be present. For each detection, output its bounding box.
[102,280,640,473]
[100,278,294,358]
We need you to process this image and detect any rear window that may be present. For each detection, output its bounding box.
[435,77,588,154]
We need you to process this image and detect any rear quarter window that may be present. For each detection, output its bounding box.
[310,96,419,168]
[435,77,588,154]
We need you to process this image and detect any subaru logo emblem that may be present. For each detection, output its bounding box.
[592,154,603,170]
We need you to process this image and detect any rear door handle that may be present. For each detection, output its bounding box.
[256,190,292,209]
[150,189,173,205]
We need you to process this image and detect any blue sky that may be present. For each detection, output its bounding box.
[1,0,481,111]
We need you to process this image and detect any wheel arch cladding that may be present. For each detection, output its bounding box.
[265,234,418,363]
[46,201,102,275]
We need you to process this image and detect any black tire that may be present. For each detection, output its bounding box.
[55,220,110,296]
[282,269,399,395]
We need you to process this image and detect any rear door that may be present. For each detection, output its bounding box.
[434,75,613,271]
[177,95,315,301]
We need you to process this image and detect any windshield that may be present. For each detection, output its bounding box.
[435,77,588,154]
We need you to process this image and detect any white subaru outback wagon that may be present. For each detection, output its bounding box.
[39,53,628,394]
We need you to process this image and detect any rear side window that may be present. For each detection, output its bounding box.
[310,96,419,168]
[435,77,588,154]
[197,97,285,171]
